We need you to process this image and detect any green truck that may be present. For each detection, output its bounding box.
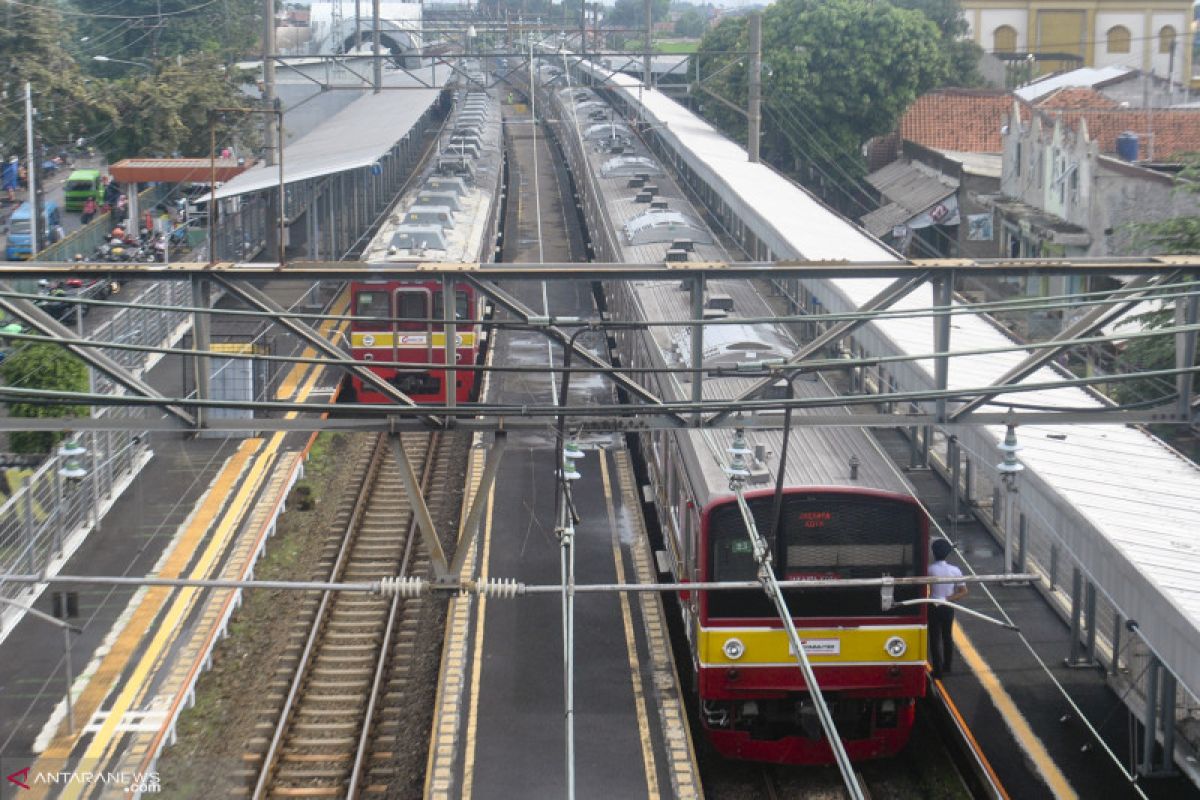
[63,168,104,212]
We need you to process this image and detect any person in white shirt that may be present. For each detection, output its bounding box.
[928,538,968,678]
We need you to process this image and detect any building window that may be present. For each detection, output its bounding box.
[1107,26,1131,54]
[1159,26,1176,54]
[993,25,1018,53]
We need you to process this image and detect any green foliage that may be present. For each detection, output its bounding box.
[75,0,260,70]
[0,343,89,454]
[887,0,982,86]
[606,0,671,30]
[101,56,260,159]
[695,0,949,195]
[674,9,707,38]
[0,1,115,152]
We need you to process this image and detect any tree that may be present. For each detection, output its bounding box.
[101,55,260,160]
[606,0,670,30]
[887,0,982,86]
[0,344,89,454]
[74,0,260,71]
[695,0,949,200]
[0,1,115,154]
[674,9,707,38]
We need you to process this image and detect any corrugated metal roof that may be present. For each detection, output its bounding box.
[213,81,444,200]
[865,160,957,212]
[1014,66,1133,103]
[860,201,911,237]
[583,57,1200,697]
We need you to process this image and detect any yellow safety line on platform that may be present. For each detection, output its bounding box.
[953,627,1078,800]
[601,452,660,800]
[460,482,496,800]
[33,295,349,799]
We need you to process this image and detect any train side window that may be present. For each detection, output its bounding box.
[355,291,391,320]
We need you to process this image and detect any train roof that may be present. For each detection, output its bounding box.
[631,275,915,507]
[363,88,502,264]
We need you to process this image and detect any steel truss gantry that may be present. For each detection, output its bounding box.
[0,258,1197,434]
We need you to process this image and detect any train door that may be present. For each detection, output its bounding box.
[393,286,433,365]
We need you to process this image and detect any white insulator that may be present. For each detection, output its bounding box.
[479,578,524,598]
[377,576,426,598]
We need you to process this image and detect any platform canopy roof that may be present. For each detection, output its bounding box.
[109,158,248,184]
[212,83,443,201]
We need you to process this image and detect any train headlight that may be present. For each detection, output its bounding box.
[723,638,745,661]
[884,636,907,658]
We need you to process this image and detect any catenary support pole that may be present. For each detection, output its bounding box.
[747,13,761,164]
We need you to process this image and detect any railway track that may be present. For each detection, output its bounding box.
[241,432,443,799]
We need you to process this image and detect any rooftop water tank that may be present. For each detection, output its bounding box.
[1116,131,1139,162]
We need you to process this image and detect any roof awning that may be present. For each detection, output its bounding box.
[109,158,248,184]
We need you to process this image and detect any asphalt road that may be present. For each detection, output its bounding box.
[1,155,107,258]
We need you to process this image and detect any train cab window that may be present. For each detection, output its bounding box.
[394,291,429,331]
[355,291,391,329]
[705,495,923,619]
[431,290,471,326]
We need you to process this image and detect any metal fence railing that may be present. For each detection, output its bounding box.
[0,279,195,626]
[35,184,173,265]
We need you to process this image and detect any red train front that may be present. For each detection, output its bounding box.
[695,488,930,764]
[348,279,483,404]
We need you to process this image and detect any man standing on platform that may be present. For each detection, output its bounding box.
[928,538,967,678]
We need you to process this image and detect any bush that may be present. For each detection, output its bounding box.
[0,343,88,454]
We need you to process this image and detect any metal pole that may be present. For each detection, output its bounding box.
[208,117,217,264]
[933,275,951,422]
[1142,658,1160,775]
[1016,513,1027,574]
[690,276,704,424]
[443,275,456,412]
[643,0,652,89]
[264,0,278,167]
[192,276,211,431]
[276,102,286,265]
[1084,579,1097,662]
[747,13,761,164]
[1068,566,1084,665]
[372,0,382,92]
[1160,668,1177,773]
[25,82,38,259]
[62,624,75,734]
[949,435,961,538]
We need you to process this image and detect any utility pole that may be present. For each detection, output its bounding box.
[263,0,278,166]
[372,0,382,92]
[748,12,762,163]
[643,0,652,89]
[24,82,39,259]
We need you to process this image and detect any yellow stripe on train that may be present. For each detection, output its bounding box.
[351,332,477,348]
[698,626,926,667]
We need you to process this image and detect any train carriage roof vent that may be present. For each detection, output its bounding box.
[665,248,689,262]
[424,176,469,196]
[702,307,728,320]
[634,191,653,203]
[705,292,734,312]
[601,155,662,178]
[650,199,669,210]
[416,190,463,211]
[627,177,646,188]
[388,224,447,254]
[643,184,659,197]
[404,205,455,227]
[671,239,694,252]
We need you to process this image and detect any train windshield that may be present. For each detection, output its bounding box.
[706,494,923,619]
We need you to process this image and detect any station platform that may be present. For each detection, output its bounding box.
[0,287,346,800]
[873,429,1197,800]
